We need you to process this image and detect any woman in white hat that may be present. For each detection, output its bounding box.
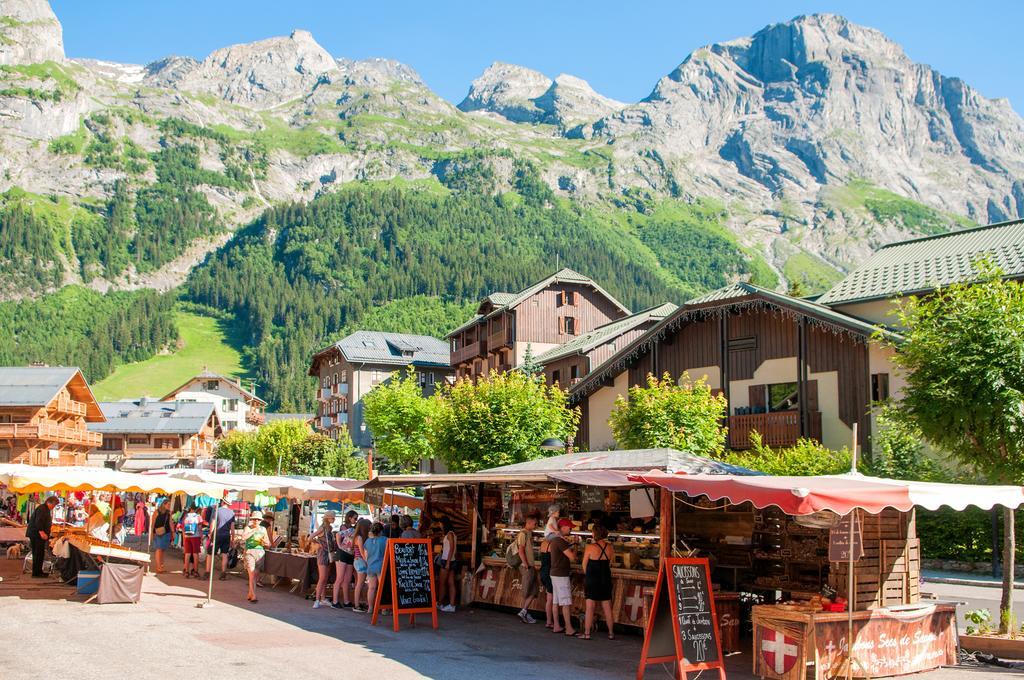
[239,510,270,603]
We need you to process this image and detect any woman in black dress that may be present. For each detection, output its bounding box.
[582,525,615,639]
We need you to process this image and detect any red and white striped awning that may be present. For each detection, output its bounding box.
[625,471,1024,516]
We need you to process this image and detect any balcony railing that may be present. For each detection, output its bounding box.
[487,327,513,351]
[333,383,349,396]
[728,410,822,449]
[51,395,87,417]
[246,411,266,426]
[453,340,483,365]
[0,422,102,447]
[320,415,332,430]
[320,387,331,400]
[335,413,348,426]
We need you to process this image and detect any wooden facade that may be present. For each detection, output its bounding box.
[541,323,656,388]
[571,287,885,453]
[449,270,630,380]
[0,367,104,466]
[89,399,221,468]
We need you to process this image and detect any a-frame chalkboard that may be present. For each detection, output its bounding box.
[371,538,439,631]
[637,557,725,680]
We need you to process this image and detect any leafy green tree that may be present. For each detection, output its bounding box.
[431,370,580,472]
[867,407,939,481]
[216,429,260,473]
[289,429,367,479]
[721,433,852,475]
[886,262,1024,633]
[608,372,727,455]
[362,368,437,472]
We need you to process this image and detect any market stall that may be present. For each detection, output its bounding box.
[372,448,756,643]
[627,470,1024,679]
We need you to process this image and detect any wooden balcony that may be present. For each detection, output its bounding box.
[728,410,822,449]
[246,411,266,426]
[50,395,88,417]
[452,340,485,365]
[487,326,513,351]
[0,422,102,448]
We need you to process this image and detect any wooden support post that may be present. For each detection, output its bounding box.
[659,488,672,560]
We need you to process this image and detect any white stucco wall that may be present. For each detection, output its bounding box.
[586,370,630,451]
[170,379,259,433]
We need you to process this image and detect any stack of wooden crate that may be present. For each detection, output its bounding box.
[828,508,920,610]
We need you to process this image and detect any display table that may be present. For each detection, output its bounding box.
[262,551,321,594]
[477,556,739,649]
[67,535,150,564]
[751,603,958,680]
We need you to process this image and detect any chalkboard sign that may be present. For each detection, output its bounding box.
[393,540,433,609]
[828,512,864,563]
[579,486,604,512]
[371,538,438,632]
[638,558,725,680]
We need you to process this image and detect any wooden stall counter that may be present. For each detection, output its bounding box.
[477,557,741,652]
[752,603,957,680]
[66,535,151,563]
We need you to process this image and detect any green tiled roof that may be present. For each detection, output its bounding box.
[532,303,677,365]
[818,219,1024,306]
[447,268,630,337]
[686,282,886,338]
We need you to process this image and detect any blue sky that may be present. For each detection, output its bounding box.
[50,1,1023,112]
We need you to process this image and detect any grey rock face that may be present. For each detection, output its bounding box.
[535,74,625,128]
[171,29,338,109]
[458,62,552,122]
[590,13,1024,227]
[459,64,624,128]
[0,0,64,65]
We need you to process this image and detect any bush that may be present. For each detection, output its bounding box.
[720,433,852,475]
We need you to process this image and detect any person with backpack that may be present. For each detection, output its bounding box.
[512,511,541,624]
[180,505,205,578]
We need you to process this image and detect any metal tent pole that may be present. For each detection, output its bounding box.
[846,423,858,680]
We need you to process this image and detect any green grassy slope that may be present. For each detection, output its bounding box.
[92,309,252,401]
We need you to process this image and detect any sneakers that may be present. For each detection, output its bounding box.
[518,610,537,624]
[353,605,369,613]
[312,599,322,609]
[330,601,344,610]
[440,604,456,613]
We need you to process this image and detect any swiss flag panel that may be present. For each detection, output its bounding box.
[760,628,799,675]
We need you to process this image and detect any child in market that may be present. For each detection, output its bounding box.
[544,504,561,541]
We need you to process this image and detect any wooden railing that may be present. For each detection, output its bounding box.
[0,422,102,447]
[487,327,513,351]
[246,411,266,426]
[453,340,484,365]
[728,411,822,449]
[51,395,88,417]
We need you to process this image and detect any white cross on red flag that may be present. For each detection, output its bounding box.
[761,628,799,674]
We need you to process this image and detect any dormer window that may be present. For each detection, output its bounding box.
[205,380,218,390]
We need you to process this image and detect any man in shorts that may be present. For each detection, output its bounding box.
[180,506,204,577]
[548,518,578,635]
[205,500,235,580]
[516,511,541,624]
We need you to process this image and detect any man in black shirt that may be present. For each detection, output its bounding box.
[26,496,58,578]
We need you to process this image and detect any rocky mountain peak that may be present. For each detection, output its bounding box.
[458,62,553,122]
[164,28,339,109]
[535,74,625,128]
[0,0,64,66]
[459,63,622,127]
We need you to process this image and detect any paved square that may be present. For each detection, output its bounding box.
[0,559,1017,680]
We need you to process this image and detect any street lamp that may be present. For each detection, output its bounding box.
[540,437,565,451]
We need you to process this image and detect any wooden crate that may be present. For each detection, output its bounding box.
[828,509,919,609]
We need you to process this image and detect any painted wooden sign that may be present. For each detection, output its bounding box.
[828,512,864,563]
[371,538,438,631]
[814,606,957,677]
[637,557,725,680]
